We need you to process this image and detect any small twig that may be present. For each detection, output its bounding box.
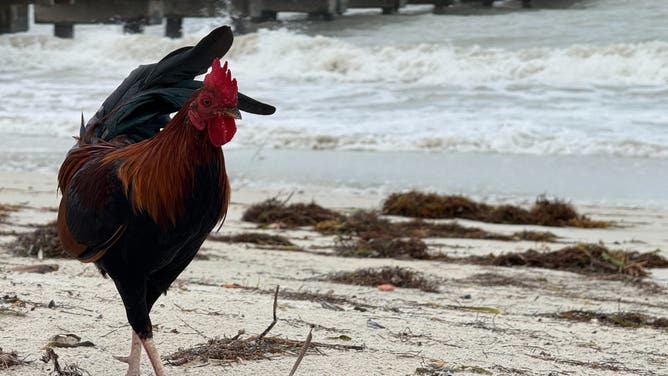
[280,191,296,206]
[288,326,313,376]
[59,310,95,317]
[307,342,365,351]
[230,329,245,342]
[100,325,125,338]
[256,285,279,343]
[178,316,208,340]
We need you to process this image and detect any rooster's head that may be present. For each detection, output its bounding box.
[188,58,240,147]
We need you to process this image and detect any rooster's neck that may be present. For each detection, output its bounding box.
[104,105,227,229]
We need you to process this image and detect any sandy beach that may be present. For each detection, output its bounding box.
[1,171,667,376]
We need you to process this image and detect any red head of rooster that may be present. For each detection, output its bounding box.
[188,58,240,147]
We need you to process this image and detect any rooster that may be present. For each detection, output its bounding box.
[56,26,274,376]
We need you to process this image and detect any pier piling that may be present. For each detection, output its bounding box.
[34,0,163,38]
[347,0,406,14]
[406,0,453,14]
[248,0,345,22]
[0,3,29,34]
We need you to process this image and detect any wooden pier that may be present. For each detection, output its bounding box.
[0,0,572,38]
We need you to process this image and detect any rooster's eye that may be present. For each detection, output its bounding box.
[201,96,212,107]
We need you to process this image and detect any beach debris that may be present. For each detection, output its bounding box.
[527,351,645,373]
[242,199,342,228]
[2,295,26,305]
[317,210,545,242]
[511,230,558,242]
[335,236,431,259]
[0,347,26,369]
[242,200,558,246]
[41,348,89,376]
[453,365,493,375]
[288,327,313,376]
[222,283,243,289]
[166,286,363,366]
[410,355,494,376]
[327,266,439,293]
[545,310,668,329]
[46,334,95,348]
[0,295,33,316]
[414,367,449,375]
[319,211,559,265]
[257,287,373,310]
[208,232,298,249]
[320,301,344,311]
[441,244,668,278]
[11,264,59,274]
[9,221,70,259]
[326,335,352,341]
[0,204,20,221]
[366,319,386,329]
[377,284,396,292]
[382,191,608,228]
[462,273,544,288]
[455,306,503,315]
[0,306,27,316]
[331,230,665,282]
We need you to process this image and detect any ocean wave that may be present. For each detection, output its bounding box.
[232,121,668,159]
[2,27,668,87]
[1,25,667,160]
[229,29,668,86]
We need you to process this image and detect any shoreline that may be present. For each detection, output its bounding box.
[2,146,668,210]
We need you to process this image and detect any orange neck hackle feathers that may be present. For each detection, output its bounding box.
[101,107,229,230]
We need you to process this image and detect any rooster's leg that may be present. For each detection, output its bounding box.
[141,337,166,376]
[114,331,142,376]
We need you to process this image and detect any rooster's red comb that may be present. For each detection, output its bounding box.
[203,58,238,106]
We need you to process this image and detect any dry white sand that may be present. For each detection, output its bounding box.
[1,171,667,376]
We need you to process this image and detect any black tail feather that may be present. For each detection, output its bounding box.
[84,26,234,143]
[81,25,274,145]
[238,93,276,115]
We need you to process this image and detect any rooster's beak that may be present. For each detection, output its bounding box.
[220,108,242,120]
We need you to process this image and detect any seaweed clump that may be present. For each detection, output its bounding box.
[382,191,608,228]
[335,236,430,259]
[445,244,668,278]
[208,232,296,247]
[0,348,25,369]
[242,199,342,228]
[167,335,313,365]
[0,204,20,221]
[317,210,556,242]
[321,211,557,260]
[328,266,439,292]
[9,221,70,258]
[166,287,363,367]
[548,310,668,329]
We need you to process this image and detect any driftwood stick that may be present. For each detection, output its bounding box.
[288,327,313,376]
[256,285,279,343]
